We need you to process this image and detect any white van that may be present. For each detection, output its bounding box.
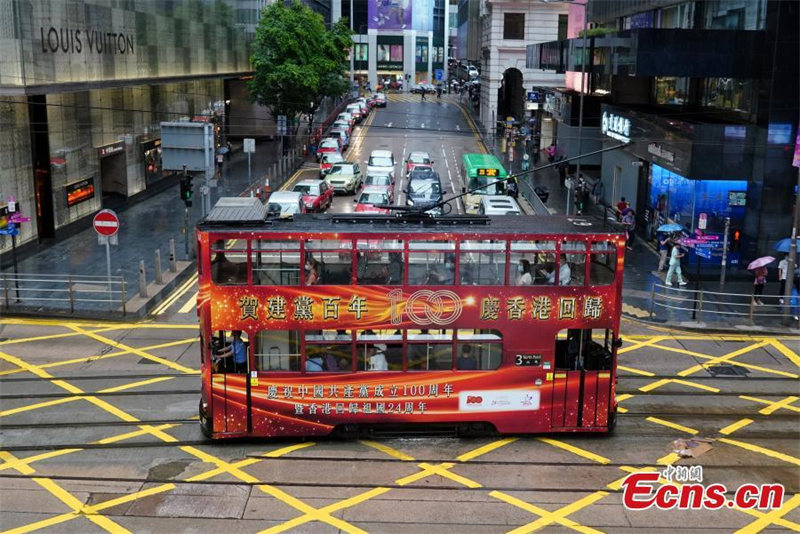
[478,195,521,215]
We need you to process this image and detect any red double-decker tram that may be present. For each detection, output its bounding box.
[196,198,625,439]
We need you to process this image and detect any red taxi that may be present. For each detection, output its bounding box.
[354,186,392,214]
[405,151,434,176]
[293,180,333,213]
[356,172,395,202]
[315,138,340,160]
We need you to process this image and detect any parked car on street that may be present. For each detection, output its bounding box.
[316,138,340,160]
[293,180,334,213]
[373,93,387,107]
[325,162,363,194]
[329,129,349,151]
[319,152,344,177]
[266,191,306,218]
[337,112,355,127]
[345,104,363,122]
[332,120,352,136]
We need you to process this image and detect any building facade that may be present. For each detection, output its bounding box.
[476,0,568,142]
[528,0,799,259]
[0,0,251,254]
[337,0,448,90]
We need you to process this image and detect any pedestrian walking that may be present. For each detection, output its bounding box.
[557,156,567,188]
[665,244,688,286]
[621,209,636,249]
[591,179,604,205]
[547,143,557,164]
[657,233,671,272]
[421,88,426,102]
[778,254,788,304]
[574,178,589,215]
[752,265,768,305]
[215,152,224,177]
[521,153,531,172]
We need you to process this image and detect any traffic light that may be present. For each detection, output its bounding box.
[731,229,741,252]
[180,176,193,207]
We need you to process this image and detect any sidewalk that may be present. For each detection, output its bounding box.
[463,103,799,335]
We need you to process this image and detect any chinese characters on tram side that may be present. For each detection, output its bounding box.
[236,293,604,323]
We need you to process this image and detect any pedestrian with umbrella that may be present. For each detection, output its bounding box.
[747,256,775,305]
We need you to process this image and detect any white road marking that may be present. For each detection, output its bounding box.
[421,123,425,129]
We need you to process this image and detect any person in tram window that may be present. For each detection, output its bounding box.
[322,347,341,372]
[215,330,247,373]
[306,351,325,371]
[457,344,478,370]
[516,259,533,286]
[306,258,321,285]
[368,344,389,371]
[387,252,404,284]
[542,254,571,286]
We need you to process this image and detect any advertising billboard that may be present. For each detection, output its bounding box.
[368,0,411,30]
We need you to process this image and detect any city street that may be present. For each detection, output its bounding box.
[1,97,799,533]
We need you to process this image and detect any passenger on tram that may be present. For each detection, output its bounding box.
[387,252,404,283]
[457,344,478,370]
[541,254,571,285]
[515,259,533,286]
[367,344,389,371]
[306,353,325,371]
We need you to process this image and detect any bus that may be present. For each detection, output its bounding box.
[196,198,624,439]
[461,153,508,214]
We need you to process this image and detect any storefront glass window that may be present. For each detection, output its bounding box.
[390,45,403,62]
[649,164,747,234]
[702,78,755,117]
[355,44,368,61]
[415,45,428,63]
[654,77,689,105]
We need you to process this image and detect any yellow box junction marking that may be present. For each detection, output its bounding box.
[536,438,611,465]
[718,438,800,467]
[617,365,655,376]
[719,418,754,435]
[740,395,800,414]
[646,416,699,435]
[490,489,608,534]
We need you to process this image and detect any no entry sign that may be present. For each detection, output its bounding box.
[93,209,120,236]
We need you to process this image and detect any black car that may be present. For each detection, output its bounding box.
[405,170,443,215]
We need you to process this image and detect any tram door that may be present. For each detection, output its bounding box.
[211,331,249,435]
[551,330,613,428]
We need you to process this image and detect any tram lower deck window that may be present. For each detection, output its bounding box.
[554,329,613,371]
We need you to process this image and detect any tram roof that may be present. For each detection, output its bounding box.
[198,210,622,237]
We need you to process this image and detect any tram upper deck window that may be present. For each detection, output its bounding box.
[251,240,300,286]
[510,241,555,286]
[255,330,301,371]
[589,241,616,285]
[460,240,506,285]
[408,241,456,285]
[355,240,404,285]
[306,239,352,285]
[561,240,587,286]
[211,240,249,285]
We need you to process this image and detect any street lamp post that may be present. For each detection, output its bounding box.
[542,0,588,217]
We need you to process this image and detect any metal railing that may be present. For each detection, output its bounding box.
[0,273,127,315]
[649,283,799,325]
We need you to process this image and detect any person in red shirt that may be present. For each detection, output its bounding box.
[752,266,768,305]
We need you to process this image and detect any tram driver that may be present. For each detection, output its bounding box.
[214,330,248,373]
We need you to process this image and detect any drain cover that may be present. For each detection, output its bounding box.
[707,364,749,376]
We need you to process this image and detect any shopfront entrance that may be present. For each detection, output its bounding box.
[98,141,128,200]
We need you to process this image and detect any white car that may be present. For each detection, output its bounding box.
[266,191,305,218]
[478,195,521,215]
[366,149,395,180]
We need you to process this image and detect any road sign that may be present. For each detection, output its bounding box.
[277,115,287,136]
[695,246,712,260]
[435,69,443,81]
[243,138,255,153]
[93,209,120,237]
[698,212,707,230]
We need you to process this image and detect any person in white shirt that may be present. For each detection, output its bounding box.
[515,259,533,286]
[778,255,788,304]
[543,254,572,285]
[368,344,388,371]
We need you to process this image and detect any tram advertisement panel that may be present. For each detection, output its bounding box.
[205,286,614,330]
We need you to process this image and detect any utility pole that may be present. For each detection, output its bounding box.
[720,216,730,287]
[783,167,800,325]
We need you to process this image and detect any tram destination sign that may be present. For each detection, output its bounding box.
[514,354,542,366]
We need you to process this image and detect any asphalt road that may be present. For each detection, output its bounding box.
[1,96,799,533]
